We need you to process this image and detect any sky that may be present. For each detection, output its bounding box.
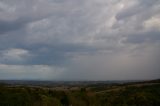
[0,0,160,80]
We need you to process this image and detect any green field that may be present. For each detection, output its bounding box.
[0,80,160,106]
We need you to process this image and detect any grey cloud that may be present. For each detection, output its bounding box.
[0,20,22,35]
[0,42,98,65]
[0,0,160,80]
[116,0,160,20]
[26,43,97,65]
[0,0,56,34]
[124,30,160,44]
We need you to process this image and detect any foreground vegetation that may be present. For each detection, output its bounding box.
[0,80,160,106]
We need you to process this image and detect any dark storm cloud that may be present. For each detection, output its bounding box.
[124,30,160,44]
[0,19,24,34]
[0,15,53,34]
[0,0,160,80]
[22,43,97,65]
[0,41,98,65]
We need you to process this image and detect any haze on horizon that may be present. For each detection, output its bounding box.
[0,0,160,81]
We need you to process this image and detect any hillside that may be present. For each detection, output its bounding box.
[0,79,160,106]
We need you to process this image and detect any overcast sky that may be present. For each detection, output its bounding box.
[0,0,160,80]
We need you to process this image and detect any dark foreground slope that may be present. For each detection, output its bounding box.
[0,80,160,106]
